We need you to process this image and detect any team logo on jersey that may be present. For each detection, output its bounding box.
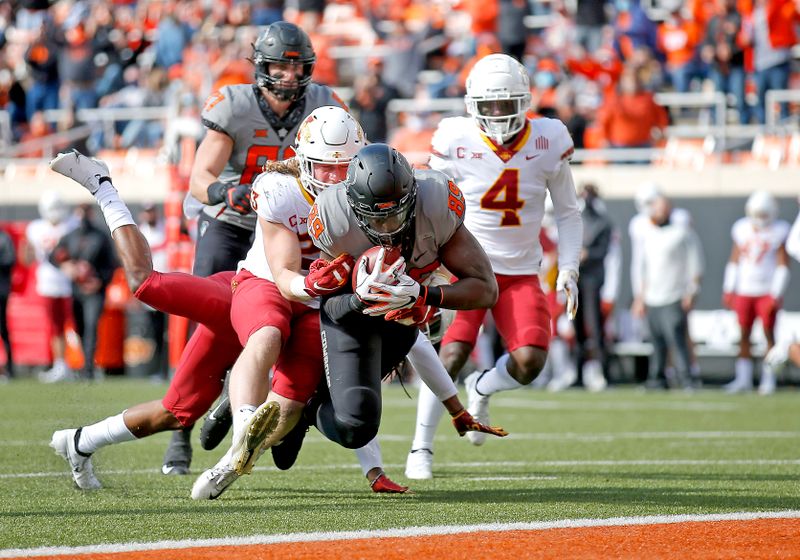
[535,136,549,150]
[456,147,484,159]
[253,129,268,138]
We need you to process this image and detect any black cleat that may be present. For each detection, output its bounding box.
[271,414,309,471]
[161,426,192,475]
[199,394,233,451]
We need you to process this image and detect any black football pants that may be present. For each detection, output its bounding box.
[314,302,417,449]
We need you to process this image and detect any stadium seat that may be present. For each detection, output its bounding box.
[656,136,717,170]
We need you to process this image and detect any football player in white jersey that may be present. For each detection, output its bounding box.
[764,196,800,373]
[722,191,790,395]
[405,53,583,479]
[47,112,407,497]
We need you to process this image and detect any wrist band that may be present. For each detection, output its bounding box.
[423,285,443,307]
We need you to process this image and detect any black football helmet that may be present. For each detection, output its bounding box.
[345,144,417,248]
[252,22,316,102]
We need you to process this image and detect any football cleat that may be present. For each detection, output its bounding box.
[191,463,240,500]
[271,414,309,471]
[50,428,101,490]
[370,472,409,493]
[49,150,111,194]
[231,401,281,475]
[199,393,233,451]
[464,371,490,446]
[404,448,433,480]
[764,341,791,373]
[161,427,192,475]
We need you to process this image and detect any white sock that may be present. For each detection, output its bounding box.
[475,354,523,396]
[411,382,445,452]
[734,358,753,385]
[94,181,135,234]
[232,405,257,438]
[760,363,775,384]
[78,412,136,454]
[354,437,382,476]
[53,358,66,371]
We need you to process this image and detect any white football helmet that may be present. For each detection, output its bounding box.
[634,182,662,215]
[295,106,366,198]
[745,190,778,229]
[465,54,532,144]
[38,190,68,224]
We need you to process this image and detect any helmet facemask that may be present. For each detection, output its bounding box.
[351,190,416,247]
[252,22,316,102]
[466,96,530,144]
[465,54,532,145]
[295,106,366,198]
[255,57,314,102]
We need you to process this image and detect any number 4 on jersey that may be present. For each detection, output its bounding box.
[481,169,524,226]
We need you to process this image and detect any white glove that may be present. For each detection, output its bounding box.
[354,248,415,315]
[556,269,579,320]
[362,272,421,316]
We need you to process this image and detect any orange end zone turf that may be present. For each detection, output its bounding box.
[18,518,800,560]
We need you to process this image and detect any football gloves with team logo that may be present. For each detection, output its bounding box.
[451,409,508,438]
[304,254,354,297]
[353,248,419,315]
[207,181,252,215]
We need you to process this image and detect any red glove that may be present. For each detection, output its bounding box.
[226,183,252,214]
[384,298,434,326]
[722,292,736,310]
[451,409,508,438]
[370,472,410,494]
[304,254,355,297]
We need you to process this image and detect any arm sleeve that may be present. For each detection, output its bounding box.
[322,293,366,322]
[548,163,582,274]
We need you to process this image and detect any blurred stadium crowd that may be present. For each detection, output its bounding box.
[1,0,798,158]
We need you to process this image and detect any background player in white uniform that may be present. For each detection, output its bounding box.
[24,191,78,383]
[765,195,800,372]
[165,21,347,475]
[722,191,790,395]
[405,54,583,479]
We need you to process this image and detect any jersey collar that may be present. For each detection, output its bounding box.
[295,178,315,205]
[480,122,531,163]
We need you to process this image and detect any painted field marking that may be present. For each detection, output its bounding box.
[3,458,800,480]
[1,510,798,558]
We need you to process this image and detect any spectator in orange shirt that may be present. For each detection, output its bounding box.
[657,2,702,92]
[598,67,669,149]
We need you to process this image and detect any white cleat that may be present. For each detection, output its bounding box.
[38,364,76,384]
[50,428,101,490]
[49,150,110,194]
[764,341,791,373]
[231,401,281,475]
[191,463,240,500]
[723,378,752,394]
[582,361,608,393]
[547,367,577,392]
[405,448,433,480]
[464,372,490,446]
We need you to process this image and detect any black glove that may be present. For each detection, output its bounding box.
[207,181,252,215]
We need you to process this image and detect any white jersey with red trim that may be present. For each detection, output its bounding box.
[238,169,320,308]
[731,217,790,296]
[25,217,78,298]
[429,116,580,275]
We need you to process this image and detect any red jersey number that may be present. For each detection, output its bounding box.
[240,145,296,185]
[480,169,524,226]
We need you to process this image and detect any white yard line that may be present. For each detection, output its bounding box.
[3,458,800,480]
[2,510,798,558]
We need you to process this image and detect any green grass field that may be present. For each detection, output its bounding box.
[2,379,799,551]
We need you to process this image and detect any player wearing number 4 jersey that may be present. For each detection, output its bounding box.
[164,21,347,475]
[406,53,583,480]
